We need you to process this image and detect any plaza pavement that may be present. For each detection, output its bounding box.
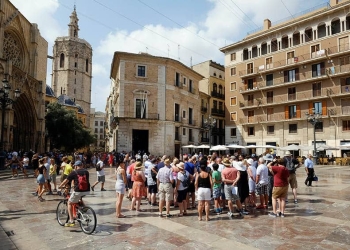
[1,165,350,250]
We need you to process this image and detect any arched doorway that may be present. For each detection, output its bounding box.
[12,93,36,151]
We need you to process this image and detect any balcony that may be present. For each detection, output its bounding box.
[211,91,225,100]
[328,107,350,116]
[212,128,225,135]
[201,106,208,113]
[119,112,159,120]
[201,137,209,143]
[174,80,183,88]
[174,114,181,122]
[211,108,225,117]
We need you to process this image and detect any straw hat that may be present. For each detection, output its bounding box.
[176,162,185,170]
[222,158,232,167]
[164,159,171,165]
[284,151,291,156]
[135,162,142,170]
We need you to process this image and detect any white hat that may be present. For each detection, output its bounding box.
[284,151,291,156]
[247,158,254,165]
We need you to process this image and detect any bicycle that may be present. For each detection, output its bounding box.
[56,187,97,234]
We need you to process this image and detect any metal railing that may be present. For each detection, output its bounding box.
[119,112,159,120]
[211,108,225,117]
[211,91,225,99]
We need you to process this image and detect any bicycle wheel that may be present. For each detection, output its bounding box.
[78,206,97,234]
[56,200,69,226]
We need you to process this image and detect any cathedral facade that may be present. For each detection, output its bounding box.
[51,7,92,127]
[0,0,47,152]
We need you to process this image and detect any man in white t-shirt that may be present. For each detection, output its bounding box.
[256,157,269,209]
[91,159,106,191]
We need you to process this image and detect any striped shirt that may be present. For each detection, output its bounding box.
[156,165,173,183]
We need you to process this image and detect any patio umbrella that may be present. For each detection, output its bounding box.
[182,145,197,148]
[196,145,210,149]
[210,145,228,151]
[246,145,277,148]
[226,144,246,149]
[279,144,300,151]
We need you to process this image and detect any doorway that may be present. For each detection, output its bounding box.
[175,144,180,159]
[132,130,149,154]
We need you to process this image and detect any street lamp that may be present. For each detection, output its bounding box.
[0,76,21,169]
[203,115,216,148]
[306,108,321,165]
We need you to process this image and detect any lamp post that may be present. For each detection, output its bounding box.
[203,115,216,149]
[306,108,321,165]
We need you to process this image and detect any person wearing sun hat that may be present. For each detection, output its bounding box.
[157,158,174,217]
[284,151,300,203]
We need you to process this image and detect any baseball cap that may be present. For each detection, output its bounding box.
[74,160,82,166]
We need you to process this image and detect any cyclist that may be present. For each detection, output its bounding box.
[58,160,91,227]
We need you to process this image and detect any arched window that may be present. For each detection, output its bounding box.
[218,85,223,94]
[85,59,89,72]
[60,53,65,68]
[213,83,217,93]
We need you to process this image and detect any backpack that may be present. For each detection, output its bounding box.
[285,158,295,173]
[76,171,89,191]
[182,172,191,188]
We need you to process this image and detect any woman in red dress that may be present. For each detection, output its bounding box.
[130,162,146,211]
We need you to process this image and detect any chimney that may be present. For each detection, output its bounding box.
[330,0,339,7]
[264,19,271,31]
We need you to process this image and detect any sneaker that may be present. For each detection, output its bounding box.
[280,213,285,218]
[53,189,57,192]
[227,212,233,217]
[241,209,249,215]
[294,200,298,204]
[215,208,220,215]
[101,188,106,191]
[32,192,38,196]
[239,211,245,218]
[269,212,277,218]
[64,222,75,227]
[91,186,94,192]
[219,208,223,213]
[166,214,172,218]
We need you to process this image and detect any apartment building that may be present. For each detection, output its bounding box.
[221,0,350,156]
[90,108,105,151]
[106,52,203,157]
[192,60,226,146]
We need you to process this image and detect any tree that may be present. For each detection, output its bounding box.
[45,102,95,151]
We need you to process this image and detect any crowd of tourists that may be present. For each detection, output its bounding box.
[4,149,316,222]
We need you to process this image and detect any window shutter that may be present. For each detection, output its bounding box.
[296,105,301,118]
[308,102,313,114]
[322,100,327,115]
[284,71,288,82]
[295,68,300,80]
[285,106,289,119]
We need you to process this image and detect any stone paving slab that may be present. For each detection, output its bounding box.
[0,165,350,249]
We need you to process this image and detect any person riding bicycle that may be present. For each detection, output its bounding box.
[59,160,90,227]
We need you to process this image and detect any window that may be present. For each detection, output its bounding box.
[189,79,193,93]
[95,121,98,126]
[94,128,98,133]
[311,44,320,58]
[136,99,146,118]
[230,82,236,91]
[137,65,146,77]
[247,78,254,89]
[339,37,348,52]
[213,100,217,109]
[315,121,323,132]
[189,129,193,142]
[74,62,77,68]
[282,36,288,49]
[261,42,267,55]
[60,53,65,68]
[74,89,76,94]
[230,97,237,106]
[266,74,273,86]
[267,107,274,121]
[85,59,89,72]
[218,102,223,110]
[288,87,296,101]
[267,91,273,103]
[287,51,295,64]
[100,121,103,126]
[267,125,274,135]
[248,110,254,122]
[248,127,255,136]
[100,135,104,139]
[189,108,193,125]
[312,82,321,97]
[271,38,278,52]
[175,127,180,140]
[305,27,313,42]
[289,124,297,133]
[340,56,350,66]
[175,103,180,122]
[343,120,350,131]
[183,128,186,136]
[183,77,187,86]
[266,57,273,69]
[230,128,237,137]
[230,67,236,76]
[313,102,322,114]
[230,53,236,61]
[213,83,217,92]
[252,46,258,58]
[284,68,299,82]
[341,77,350,93]
[243,49,249,60]
[285,105,300,119]
[230,112,237,121]
[312,62,325,77]
[247,63,253,74]
[99,128,103,133]
[247,94,254,106]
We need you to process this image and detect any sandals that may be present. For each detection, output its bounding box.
[117,214,126,218]
[136,209,145,212]
[183,212,188,216]
[177,213,184,217]
[38,196,45,202]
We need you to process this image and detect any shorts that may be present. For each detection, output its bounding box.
[50,174,57,183]
[148,184,158,194]
[11,165,18,169]
[97,175,105,183]
[177,189,187,203]
[197,187,211,201]
[36,174,45,184]
[256,183,269,195]
[158,183,174,202]
[288,173,298,189]
[272,186,288,199]
[249,179,256,193]
[187,182,195,193]
[224,185,240,202]
[23,165,28,169]
[212,187,221,199]
[69,191,88,203]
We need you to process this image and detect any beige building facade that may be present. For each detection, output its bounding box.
[106,52,203,157]
[90,108,105,151]
[221,0,350,156]
[192,60,226,146]
[0,0,47,152]
[51,7,92,127]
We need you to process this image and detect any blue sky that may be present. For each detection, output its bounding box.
[11,0,324,111]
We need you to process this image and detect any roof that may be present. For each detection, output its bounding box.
[57,94,77,107]
[55,36,92,49]
[76,104,85,114]
[46,85,55,97]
